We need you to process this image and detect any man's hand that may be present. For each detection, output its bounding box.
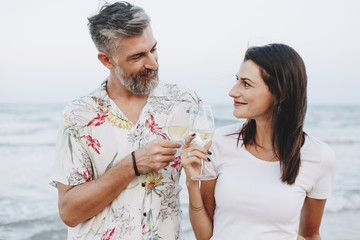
[58,139,181,227]
[135,139,181,173]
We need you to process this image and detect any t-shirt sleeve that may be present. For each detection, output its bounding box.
[307,144,336,199]
[50,107,93,188]
[204,125,241,178]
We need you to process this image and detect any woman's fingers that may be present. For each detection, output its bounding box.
[188,144,208,155]
[204,140,212,150]
[188,150,208,162]
[183,133,196,148]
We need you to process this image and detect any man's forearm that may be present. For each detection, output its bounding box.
[58,154,135,227]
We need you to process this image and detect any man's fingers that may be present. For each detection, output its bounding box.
[162,155,176,163]
[162,147,178,156]
[161,140,181,148]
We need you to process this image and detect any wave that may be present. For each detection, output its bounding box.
[0,214,66,240]
[321,136,360,144]
[0,142,55,148]
[0,128,58,147]
[0,122,57,136]
[325,190,360,212]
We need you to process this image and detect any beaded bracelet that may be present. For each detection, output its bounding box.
[131,151,140,176]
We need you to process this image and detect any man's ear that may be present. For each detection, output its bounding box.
[97,52,114,69]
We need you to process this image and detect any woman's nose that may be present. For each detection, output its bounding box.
[229,84,241,98]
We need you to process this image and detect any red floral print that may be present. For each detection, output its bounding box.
[142,223,151,238]
[97,96,105,107]
[171,156,181,172]
[147,182,155,190]
[87,108,109,127]
[83,168,91,182]
[101,227,115,240]
[81,135,101,154]
[54,81,200,239]
[145,115,167,140]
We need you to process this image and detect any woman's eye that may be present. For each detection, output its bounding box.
[243,82,250,87]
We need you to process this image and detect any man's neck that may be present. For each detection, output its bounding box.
[106,74,148,124]
[107,74,147,101]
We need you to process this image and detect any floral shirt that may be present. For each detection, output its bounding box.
[51,80,200,240]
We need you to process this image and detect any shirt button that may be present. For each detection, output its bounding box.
[143,212,147,217]
[142,182,146,187]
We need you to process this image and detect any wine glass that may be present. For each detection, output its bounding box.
[165,102,192,142]
[190,103,216,180]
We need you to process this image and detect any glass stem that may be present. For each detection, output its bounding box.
[200,159,204,176]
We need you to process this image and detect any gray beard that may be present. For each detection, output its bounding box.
[114,66,159,95]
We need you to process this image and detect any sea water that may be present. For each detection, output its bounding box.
[0,103,359,239]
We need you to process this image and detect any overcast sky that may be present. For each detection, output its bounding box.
[1,0,359,105]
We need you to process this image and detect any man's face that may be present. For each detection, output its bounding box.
[112,26,159,95]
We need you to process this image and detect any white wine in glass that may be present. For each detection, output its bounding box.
[192,131,214,145]
[165,102,192,142]
[166,125,190,141]
[190,104,216,180]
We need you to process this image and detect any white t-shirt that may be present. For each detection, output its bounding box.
[206,124,336,240]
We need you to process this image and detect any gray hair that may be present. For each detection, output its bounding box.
[88,1,150,55]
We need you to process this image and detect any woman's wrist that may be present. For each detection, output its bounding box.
[186,177,200,189]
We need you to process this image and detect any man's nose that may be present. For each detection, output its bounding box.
[144,52,158,70]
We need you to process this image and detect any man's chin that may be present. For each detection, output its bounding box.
[143,78,159,94]
[130,78,159,95]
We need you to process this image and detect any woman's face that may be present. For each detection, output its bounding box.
[229,60,275,122]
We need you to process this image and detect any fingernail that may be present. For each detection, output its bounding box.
[191,133,196,136]
[207,157,211,162]
[207,150,212,155]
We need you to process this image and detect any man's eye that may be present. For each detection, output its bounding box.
[131,55,142,60]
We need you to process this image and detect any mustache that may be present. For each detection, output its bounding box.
[139,68,158,77]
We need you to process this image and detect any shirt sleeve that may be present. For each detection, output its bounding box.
[50,107,93,188]
[307,144,336,199]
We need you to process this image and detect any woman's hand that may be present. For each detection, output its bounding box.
[180,134,212,180]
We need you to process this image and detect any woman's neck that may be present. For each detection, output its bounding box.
[254,119,273,150]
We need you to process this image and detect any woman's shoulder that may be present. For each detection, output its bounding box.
[212,123,243,147]
[302,134,336,167]
[209,123,243,165]
[303,134,334,153]
[214,123,242,137]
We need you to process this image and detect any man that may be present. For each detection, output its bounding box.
[50,2,200,239]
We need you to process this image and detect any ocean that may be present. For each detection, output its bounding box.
[0,103,359,240]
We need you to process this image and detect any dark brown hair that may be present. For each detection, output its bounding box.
[239,43,307,184]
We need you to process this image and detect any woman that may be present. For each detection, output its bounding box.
[181,43,336,240]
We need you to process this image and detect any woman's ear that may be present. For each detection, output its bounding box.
[97,52,114,69]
